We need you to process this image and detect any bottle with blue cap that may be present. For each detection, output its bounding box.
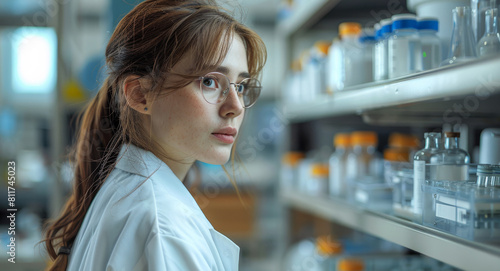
[373,18,392,81]
[418,17,442,70]
[388,14,422,79]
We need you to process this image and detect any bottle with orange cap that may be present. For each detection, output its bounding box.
[281,151,305,191]
[329,133,352,197]
[306,163,329,195]
[337,257,365,271]
[346,131,383,184]
[330,22,364,92]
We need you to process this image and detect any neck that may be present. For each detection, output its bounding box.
[159,156,194,181]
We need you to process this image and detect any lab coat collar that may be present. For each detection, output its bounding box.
[114,143,200,212]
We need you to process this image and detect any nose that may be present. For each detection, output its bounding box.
[219,84,244,118]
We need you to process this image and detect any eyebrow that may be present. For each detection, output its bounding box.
[215,66,251,79]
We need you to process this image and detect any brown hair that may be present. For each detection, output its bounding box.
[42,0,266,270]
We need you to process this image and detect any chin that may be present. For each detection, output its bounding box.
[200,150,232,165]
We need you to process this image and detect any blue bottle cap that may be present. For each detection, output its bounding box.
[418,17,439,32]
[392,14,418,30]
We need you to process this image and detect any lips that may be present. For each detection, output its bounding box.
[212,127,237,144]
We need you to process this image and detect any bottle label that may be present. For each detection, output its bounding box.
[413,160,425,214]
[433,165,469,181]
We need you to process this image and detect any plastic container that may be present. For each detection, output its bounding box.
[306,163,329,195]
[331,22,363,91]
[346,131,382,183]
[326,37,342,94]
[388,14,422,79]
[479,128,500,165]
[303,41,331,100]
[418,17,442,70]
[329,133,352,197]
[280,152,305,190]
[359,29,376,84]
[422,178,500,242]
[385,161,415,220]
[407,0,469,58]
[373,18,392,81]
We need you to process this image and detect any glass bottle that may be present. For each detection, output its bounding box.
[471,0,497,42]
[388,14,422,78]
[418,17,442,70]
[477,8,500,57]
[442,6,478,66]
[476,164,494,187]
[329,133,351,197]
[431,132,470,181]
[413,132,442,217]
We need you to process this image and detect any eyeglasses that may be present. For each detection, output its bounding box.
[198,72,261,108]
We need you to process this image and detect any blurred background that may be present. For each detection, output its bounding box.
[1,0,500,270]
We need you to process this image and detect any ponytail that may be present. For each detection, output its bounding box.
[42,78,123,270]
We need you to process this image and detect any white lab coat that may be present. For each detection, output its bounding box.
[67,143,240,270]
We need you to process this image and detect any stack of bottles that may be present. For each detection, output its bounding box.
[282,6,500,103]
[282,234,456,270]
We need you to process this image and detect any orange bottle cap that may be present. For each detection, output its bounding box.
[339,22,362,36]
[314,41,331,55]
[310,164,329,177]
[351,131,378,146]
[316,235,343,256]
[334,133,351,147]
[338,258,365,271]
[282,152,305,167]
[384,148,410,162]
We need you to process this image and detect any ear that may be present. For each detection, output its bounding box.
[123,75,152,115]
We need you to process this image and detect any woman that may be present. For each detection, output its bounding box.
[42,0,266,270]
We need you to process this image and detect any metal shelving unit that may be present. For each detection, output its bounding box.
[282,56,500,122]
[278,0,500,270]
[281,190,500,271]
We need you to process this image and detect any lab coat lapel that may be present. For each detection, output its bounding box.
[209,228,240,270]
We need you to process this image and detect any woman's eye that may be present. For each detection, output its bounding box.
[202,78,218,89]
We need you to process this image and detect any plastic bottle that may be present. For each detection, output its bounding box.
[337,258,365,271]
[326,36,342,94]
[388,14,422,79]
[307,163,329,195]
[281,152,305,190]
[418,17,442,70]
[359,29,376,84]
[331,22,363,91]
[431,132,470,181]
[442,6,478,66]
[346,131,382,183]
[304,41,331,100]
[479,128,500,164]
[477,8,500,57]
[329,133,351,197]
[413,132,442,218]
[373,18,392,81]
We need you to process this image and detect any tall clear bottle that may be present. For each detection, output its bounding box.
[346,131,381,183]
[418,18,442,70]
[388,14,422,79]
[332,22,363,91]
[442,6,478,66]
[413,132,442,218]
[329,133,351,197]
[477,8,500,57]
[431,132,470,181]
[373,18,392,81]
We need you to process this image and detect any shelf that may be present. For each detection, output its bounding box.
[282,56,500,123]
[281,189,500,271]
[276,0,341,37]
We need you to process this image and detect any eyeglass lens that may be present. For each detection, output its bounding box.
[200,72,261,108]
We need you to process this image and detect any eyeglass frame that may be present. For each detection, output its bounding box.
[197,71,262,108]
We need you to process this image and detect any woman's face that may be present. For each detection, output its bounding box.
[149,34,247,165]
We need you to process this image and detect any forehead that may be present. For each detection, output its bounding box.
[171,34,248,76]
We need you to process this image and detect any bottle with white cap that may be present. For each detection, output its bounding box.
[418,17,442,70]
[388,14,422,79]
[373,18,392,81]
